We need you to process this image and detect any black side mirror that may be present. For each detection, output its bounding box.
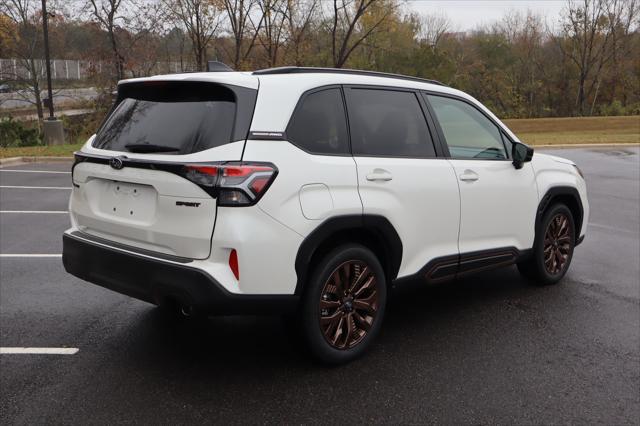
[512,142,534,169]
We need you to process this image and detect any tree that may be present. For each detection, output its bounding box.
[498,11,546,117]
[329,0,396,68]
[1,0,45,120]
[418,12,450,48]
[604,0,638,107]
[86,0,126,81]
[557,0,618,115]
[257,0,287,67]
[1,0,638,121]
[164,0,222,71]
[282,0,317,66]
[221,0,263,69]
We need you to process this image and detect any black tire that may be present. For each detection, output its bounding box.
[299,244,387,365]
[518,203,575,285]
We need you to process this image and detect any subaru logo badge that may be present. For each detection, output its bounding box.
[110,157,124,170]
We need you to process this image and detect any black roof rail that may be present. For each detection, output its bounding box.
[252,66,445,86]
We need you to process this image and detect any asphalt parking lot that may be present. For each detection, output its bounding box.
[1,147,638,424]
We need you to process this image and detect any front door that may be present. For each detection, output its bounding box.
[425,94,538,257]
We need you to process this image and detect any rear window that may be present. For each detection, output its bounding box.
[93,81,256,154]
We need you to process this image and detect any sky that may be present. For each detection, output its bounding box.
[406,0,567,31]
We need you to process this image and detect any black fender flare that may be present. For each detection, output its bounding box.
[294,215,403,295]
[535,186,584,245]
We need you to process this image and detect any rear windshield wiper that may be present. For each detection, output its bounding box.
[124,143,181,153]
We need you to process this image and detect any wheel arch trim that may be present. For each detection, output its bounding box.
[536,186,584,243]
[294,215,403,295]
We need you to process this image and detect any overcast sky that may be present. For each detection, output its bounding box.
[406,0,567,31]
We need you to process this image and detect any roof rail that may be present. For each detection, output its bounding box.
[252,67,445,86]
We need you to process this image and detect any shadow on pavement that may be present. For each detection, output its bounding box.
[118,265,538,371]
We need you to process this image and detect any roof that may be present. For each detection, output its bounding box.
[115,67,521,143]
[253,67,445,87]
[249,69,456,132]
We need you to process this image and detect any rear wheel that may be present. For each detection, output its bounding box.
[518,203,575,285]
[299,244,386,364]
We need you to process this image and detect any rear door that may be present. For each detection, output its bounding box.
[345,86,461,279]
[70,79,257,259]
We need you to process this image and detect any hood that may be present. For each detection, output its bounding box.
[535,152,576,166]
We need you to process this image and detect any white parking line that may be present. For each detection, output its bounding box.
[0,185,71,189]
[0,169,70,174]
[0,210,68,214]
[0,347,79,355]
[0,254,62,258]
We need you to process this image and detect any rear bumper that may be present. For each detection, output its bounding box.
[62,232,298,315]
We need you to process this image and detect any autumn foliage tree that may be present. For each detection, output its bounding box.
[0,0,638,118]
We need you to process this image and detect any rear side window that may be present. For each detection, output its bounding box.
[93,82,256,155]
[286,88,349,155]
[346,88,436,158]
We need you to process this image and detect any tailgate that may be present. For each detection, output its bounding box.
[67,77,258,260]
[71,160,216,259]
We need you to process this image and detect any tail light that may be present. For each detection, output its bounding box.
[183,162,277,206]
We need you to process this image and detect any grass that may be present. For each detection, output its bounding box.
[0,142,83,159]
[1,116,638,159]
[503,115,639,146]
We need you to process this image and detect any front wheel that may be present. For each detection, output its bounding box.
[518,203,575,285]
[299,244,387,364]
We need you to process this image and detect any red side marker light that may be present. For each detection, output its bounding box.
[229,249,239,280]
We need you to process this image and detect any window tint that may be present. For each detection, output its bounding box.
[427,95,507,160]
[347,89,436,157]
[287,88,349,155]
[93,82,242,155]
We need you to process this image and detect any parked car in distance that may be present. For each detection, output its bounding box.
[63,67,589,364]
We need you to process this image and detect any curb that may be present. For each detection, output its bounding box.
[0,156,74,166]
[532,143,640,149]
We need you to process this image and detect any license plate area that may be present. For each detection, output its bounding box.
[89,179,157,223]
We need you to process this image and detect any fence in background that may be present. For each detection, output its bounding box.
[0,59,196,81]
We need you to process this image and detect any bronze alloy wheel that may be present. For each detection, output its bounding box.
[319,260,379,350]
[543,212,572,275]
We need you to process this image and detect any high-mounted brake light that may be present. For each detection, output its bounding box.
[183,162,277,206]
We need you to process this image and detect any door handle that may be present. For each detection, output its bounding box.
[366,169,393,182]
[459,170,479,182]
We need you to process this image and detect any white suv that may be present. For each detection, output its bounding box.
[63,67,589,364]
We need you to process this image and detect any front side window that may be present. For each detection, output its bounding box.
[346,89,436,158]
[286,88,349,155]
[427,95,507,160]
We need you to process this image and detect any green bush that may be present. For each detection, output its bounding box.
[0,118,41,148]
[60,112,103,144]
[599,100,625,116]
[597,100,640,116]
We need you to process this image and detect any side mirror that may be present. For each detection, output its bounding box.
[512,142,534,169]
